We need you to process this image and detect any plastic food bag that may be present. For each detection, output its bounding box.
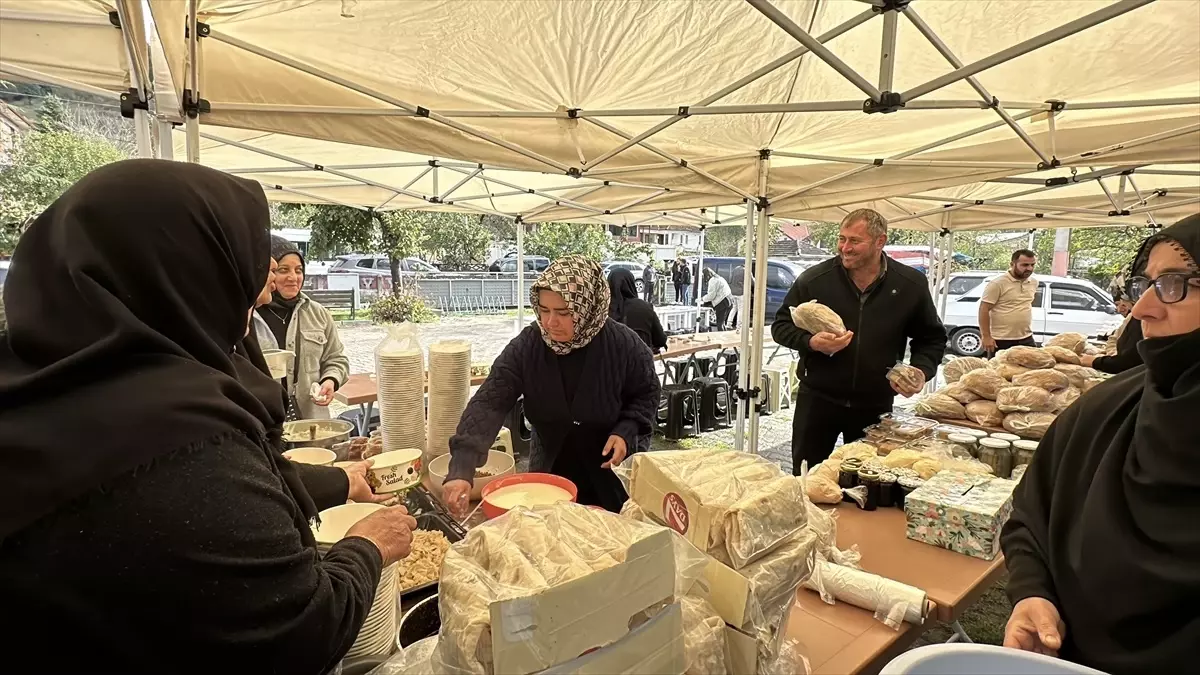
[1012,368,1070,391]
[995,346,1056,370]
[368,636,439,675]
[1043,345,1081,365]
[760,637,811,675]
[679,595,726,675]
[1050,386,1081,413]
[1045,332,1088,354]
[804,560,928,629]
[996,386,1054,413]
[914,394,966,420]
[992,361,1031,381]
[961,368,1007,400]
[1002,412,1057,439]
[789,300,846,336]
[940,383,981,405]
[886,363,925,392]
[965,400,1004,427]
[943,357,989,383]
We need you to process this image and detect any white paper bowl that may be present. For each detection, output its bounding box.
[261,349,294,380]
[426,450,516,501]
[313,503,386,545]
[283,447,336,466]
[367,449,423,494]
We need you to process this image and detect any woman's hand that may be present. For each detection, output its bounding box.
[343,459,392,504]
[346,505,418,566]
[313,379,336,406]
[442,479,472,520]
[1079,354,1097,367]
[1004,597,1065,657]
[602,435,628,468]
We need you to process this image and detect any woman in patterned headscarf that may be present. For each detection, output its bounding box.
[442,256,661,513]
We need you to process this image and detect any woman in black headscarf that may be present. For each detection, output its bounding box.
[608,267,667,353]
[0,160,415,674]
[1000,213,1200,672]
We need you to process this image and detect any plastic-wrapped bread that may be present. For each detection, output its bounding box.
[1045,332,1088,354]
[961,368,1008,400]
[914,394,966,420]
[882,448,923,469]
[1050,386,1081,412]
[886,363,925,392]
[996,386,1055,413]
[965,400,1004,427]
[1012,368,1070,392]
[678,595,727,675]
[996,346,1057,370]
[992,361,1032,381]
[1043,345,1082,365]
[940,383,981,405]
[1054,363,1103,389]
[1002,412,1057,439]
[790,300,847,336]
[722,476,810,568]
[943,357,990,383]
[1081,376,1107,393]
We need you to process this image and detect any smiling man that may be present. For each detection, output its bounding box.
[771,208,947,470]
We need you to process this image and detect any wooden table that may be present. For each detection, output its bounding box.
[788,588,933,675]
[831,503,1006,624]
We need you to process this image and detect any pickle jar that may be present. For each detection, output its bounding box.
[857,468,881,511]
[946,433,979,459]
[1012,439,1038,469]
[978,437,1012,478]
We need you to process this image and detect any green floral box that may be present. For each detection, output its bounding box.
[904,471,1018,560]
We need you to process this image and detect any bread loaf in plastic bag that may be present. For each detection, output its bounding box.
[1043,345,1081,365]
[1053,363,1103,389]
[941,382,981,404]
[992,361,1032,381]
[996,345,1057,370]
[943,357,989,383]
[961,368,1007,400]
[1002,412,1057,439]
[965,400,1004,427]
[1045,332,1087,354]
[1012,368,1070,391]
[996,385,1055,413]
[1050,386,1081,412]
[790,300,847,336]
[914,394,966,420]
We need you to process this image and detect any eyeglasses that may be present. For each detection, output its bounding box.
[1128,272,1200,304]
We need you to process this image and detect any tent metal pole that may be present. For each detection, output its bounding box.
[938,230,953,319]
[696,225,706,331]
[747,154,771,457]
[226,161,440,174]
[1134,169,1200,177]
[610,190,670,214]
[901,0,1154,103]
[883,197,944,231]
[0,9,111,25]
[575,98,1041,117]
[0,62,121,100]
[1047,108,1058,159]
[206,30,571,174]
[584,8,876,169]
[1129,196,1200,214]
[439,168,479,200]
[449,185,582,203]
[771,152,1035,170]
[888,201,979,226]
[734,198,755,453]
[157,120,175,160]
[1125,176,1159,226]
[746,0,883,101]
[1059,123,1200,164]
[444,165,608,214]
[903,8,1051,165]
[1091,168,1122,210]
[262,184,369,210]
[927,231,938,294]
[185,0,201,163]
[516,221,525,333]
[878,8,898,92]
[519,184,609,221]
[901,197,1115,217]
[117,0,154,160]
[1061,97,1200,110]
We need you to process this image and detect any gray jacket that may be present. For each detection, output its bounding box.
[254,293,349,420]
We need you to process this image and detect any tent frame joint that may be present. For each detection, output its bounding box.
[566,167,583,178]
[756,196,769,211]
[758,148,772,159]
[182,90,210,118]
[1036,158,1061,171]
[119,89,149,119]
[1046,99,1067,112]
[567,108,580,119]
[186,21,210,39]
[863,91,904,114]
[875,0,911,12]
[1107,209,1131,217]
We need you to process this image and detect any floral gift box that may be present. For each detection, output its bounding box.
[904,471,1018,560]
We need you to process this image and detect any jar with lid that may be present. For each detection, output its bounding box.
[1012,439,1038,468]
[978,437,1013,478]
[947,433,979,459]
[838,459,862,502]
[990,432,1021,443]
[857,468,881,511]
[897,476,925,509]
[878,471,897,508]
[961,428,989,439]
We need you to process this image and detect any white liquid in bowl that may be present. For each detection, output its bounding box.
[484,483,572,510]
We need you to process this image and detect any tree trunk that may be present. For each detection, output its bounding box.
[389,257,402,293]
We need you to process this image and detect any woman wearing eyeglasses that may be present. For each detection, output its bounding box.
[1000,213,1199,672]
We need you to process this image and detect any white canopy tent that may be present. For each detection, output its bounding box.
[4,0,1199,455]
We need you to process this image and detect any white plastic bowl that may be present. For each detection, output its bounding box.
[283,447,336,466]
[368,448,423,494]
[261,349,293,380]
[426,450,517,500]
[312,503,386,545]
[881,645,1107,675]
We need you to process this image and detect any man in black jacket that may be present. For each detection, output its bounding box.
[771,208,946,471]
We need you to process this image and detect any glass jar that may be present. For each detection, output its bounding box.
[857,468,881,511]
[947,433,979,459]
[897,476,925,509]
[978,437,1012,478]
[990,432,1021,443]
[1012,439,1038,468]
[878,471,897,508]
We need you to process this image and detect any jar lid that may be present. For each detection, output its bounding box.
[842,457,864,467]
[990,432,1021,442]
[1013,440,1039,450]
[857,469,881,480]
[947,433,978,444]
[961,428,989,438]
[898,476,925,488]
[879,471,897,482]
[979,437,1011,449]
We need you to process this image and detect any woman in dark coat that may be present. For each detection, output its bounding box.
[0,160,415,674]
[443,256,660,514]
[1000,213,1200,672]
[609,267,668,353]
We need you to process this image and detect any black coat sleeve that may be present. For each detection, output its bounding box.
[770,277,814,355]
[1091,319,1143,374]
[611,337,661,453]
[447,330,528,482]
[1001,412,1067,609]
[905,280,948,381]
[649,310,668,353]
[293,462,350,511]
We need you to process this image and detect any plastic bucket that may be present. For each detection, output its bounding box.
[881,645,1108,675]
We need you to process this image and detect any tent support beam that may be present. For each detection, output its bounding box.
[746,155,771,457]
[442,165,606,214]
[0,61,121,100]
[902,0,1154,102]
[734,198,755,453]
[206,29,571,174]
[439,168,479,200]
[746,0,882,101]
[1091,167,1122,211]
[903,8,1052,165]
[264,184,368,210]
[878,8,898,92]
[519,184,609,221]
[772,151,1035,170]
[609,190,670,214]
[1059,123,1200,164]
[227,162,462,174]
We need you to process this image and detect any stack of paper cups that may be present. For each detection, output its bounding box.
[426,340,471,461]
[376,343,426,455]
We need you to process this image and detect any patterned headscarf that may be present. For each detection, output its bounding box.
[530,256,611,355]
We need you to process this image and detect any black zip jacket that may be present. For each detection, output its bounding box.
[1091,317,1143,374]
[771,255,947,409]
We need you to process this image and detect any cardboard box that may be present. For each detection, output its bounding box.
[904,471,1018,560]
[489,529,680,675]
[723,624,758,675]
[630,453,725,556]
[538,603,685,675]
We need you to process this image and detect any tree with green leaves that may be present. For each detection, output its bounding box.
[524,221,610,261]
[704,226,745,256]
[305,205,375,260]
[34,95,69,133]
[607,238,653,262]
[378,210,427,281]
[419,212,490,270]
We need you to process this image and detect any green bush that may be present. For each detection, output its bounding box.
[368,290,437,324]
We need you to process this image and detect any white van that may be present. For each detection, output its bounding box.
[943,274,1124,356]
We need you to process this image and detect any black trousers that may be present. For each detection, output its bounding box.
[987,335,1037,358]
[790,389,889,475]
[713,298,732,330]
[643,282,654,304]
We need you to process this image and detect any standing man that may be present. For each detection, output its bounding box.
[771,209,947,470]
[671,258,684,304]
[698,268,733,330]
[979,249,1038,357]
[641,262,656,305]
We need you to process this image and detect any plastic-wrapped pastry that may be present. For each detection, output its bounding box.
[1043,345,1081,365]
[790,300,846,336]
[940,383,981,405]
[996,386,1055,413]
[1002,412,1057,439]
[992,361,1032,381]
[881,448,923,469]
[1012,368,1070,392]
[912,458,942,480]
[961,368,1008,400]
[1050,386,1081,412]
[805,474,843,505]
[965,400,1004,427]
[1045,332,1087,354]
[943,357,989,383]
[914,394,966,420]
[886,363,925,392]
[995,346,1057,370]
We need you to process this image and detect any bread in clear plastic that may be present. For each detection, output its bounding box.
[965,400,1004,427]
[995,345,1057,370]
[789,300,847,336]
[1050,386,1081,412]
[1045,332,1088,354]
[1002,412,1057,439]
[961,368,1008,400]
[1043,345,1081,365]
[1011,368,1070,392]
[991,361,1032,381]
[914,394,967,420]
[940,382,981,405]
[996,385,1055,413]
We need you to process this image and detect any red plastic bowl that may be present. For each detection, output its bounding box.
[479,472,578,519]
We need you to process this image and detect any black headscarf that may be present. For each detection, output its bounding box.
[607,268,639,322]
[0,159,303,540]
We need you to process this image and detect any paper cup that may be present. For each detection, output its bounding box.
[367,448,423,494]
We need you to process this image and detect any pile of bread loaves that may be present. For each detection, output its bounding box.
[915,332,1109,439]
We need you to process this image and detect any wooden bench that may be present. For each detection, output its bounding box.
[307,289,357,319]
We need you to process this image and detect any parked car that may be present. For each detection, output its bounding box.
[943,274,1124,356]
[700,257,808,318]
[491,255,550,273]
[602,260,648,294]
[944,271,1009,298]
[329,254,439,276]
